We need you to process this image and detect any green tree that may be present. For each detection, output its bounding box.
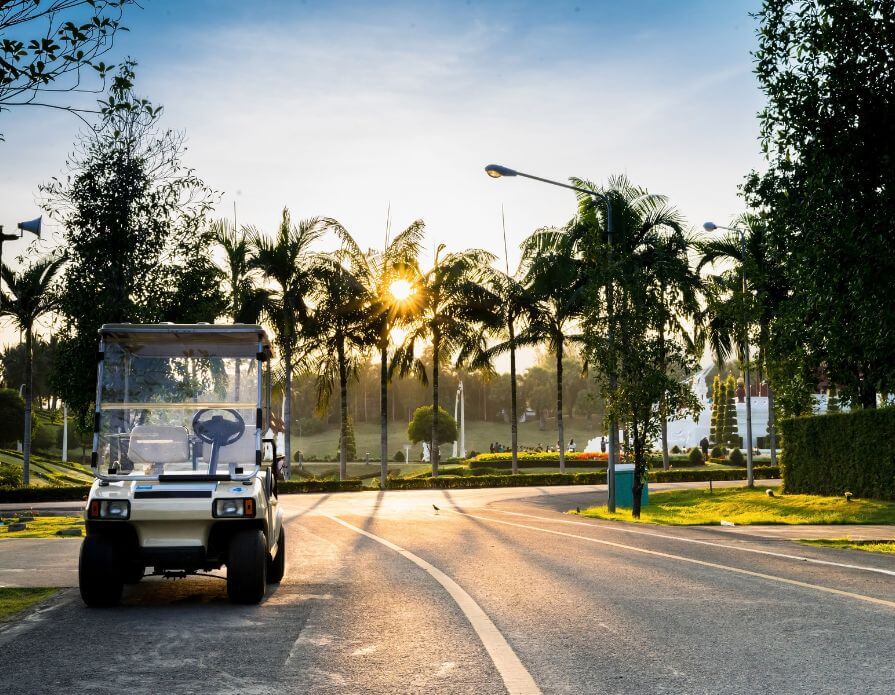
[41,66,216,428]
[249,209,327,472]
[0,388,25,447]
[0,255,65,485]
[724,375,739,447]
[746,0,895,409]
[0,1,137,139]
[393,245,493,476]
[709,374,723,445]
[407,405,457,448]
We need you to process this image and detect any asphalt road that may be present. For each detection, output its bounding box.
[1,483,894,694]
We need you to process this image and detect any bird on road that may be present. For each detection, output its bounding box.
[432,504,440,514]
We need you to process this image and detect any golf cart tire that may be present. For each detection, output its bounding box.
[267,526,285,584]
[79,535,123,607]
[227,529,267,604]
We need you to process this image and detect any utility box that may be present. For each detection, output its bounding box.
[614,463,648,508]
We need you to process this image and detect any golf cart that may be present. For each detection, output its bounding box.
[79,324,285,606]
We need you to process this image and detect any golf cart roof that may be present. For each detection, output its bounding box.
[99,323,274,358]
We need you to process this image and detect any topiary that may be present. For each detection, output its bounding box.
[710,445,724,458]
[671,445,681,454]
[728,448,745,466]
[688,447,705,466]
[393,450,405,462]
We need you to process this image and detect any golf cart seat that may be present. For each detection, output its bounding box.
[217,431,257,474]
[128,425,191,473]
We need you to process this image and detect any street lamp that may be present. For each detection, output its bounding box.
[703,221,755,487]
[485,164,621,512]
[0,217,42,309]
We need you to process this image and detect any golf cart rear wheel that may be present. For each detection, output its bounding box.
[227,529,267,604]
[267,526,285,584]
[123,562,145,585]
[79,535,123,607]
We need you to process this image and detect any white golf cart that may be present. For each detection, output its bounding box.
[79,324,285,606]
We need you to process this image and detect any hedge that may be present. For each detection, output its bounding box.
[278,479,363,494]
[469,458,607,470]
[781,408,895,500]
[0,485,91,503]
[468,451,608,465]
[375,466,781,490]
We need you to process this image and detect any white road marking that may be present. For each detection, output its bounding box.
[490,509,895,578]
[458,512,895,611]
[325,514,541,695]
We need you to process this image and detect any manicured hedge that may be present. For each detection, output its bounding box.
[0,485,91,503]
[781,408,895,500]
[651,466,780,483]
[468,451,609,465]
[279,479,363,494]
[469,458,607,470]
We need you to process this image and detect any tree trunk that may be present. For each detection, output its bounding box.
[556,338,566,474]
[631,423,644,520]
[509,321,518,475]
[283,353,293,478]
[338,336,349,481]
[860,382,877,409]
[22,326,33,486]
[380,342,389,489]
[431,335,440,477]
[768,383,777,466]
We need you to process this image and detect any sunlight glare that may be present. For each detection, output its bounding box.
[388,278,414,302]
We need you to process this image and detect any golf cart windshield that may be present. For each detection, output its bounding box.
[93,325,273,481]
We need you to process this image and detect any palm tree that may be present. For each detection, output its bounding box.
[698,213,783,464]
[248,209,326,471]
[518,228,586,473]
[344,220,424,488]
[1,255,66,486]
[475,262,536,475]
[393,245,494,476]
[308,222,378,481]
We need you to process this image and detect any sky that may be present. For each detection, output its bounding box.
[0,0,764,367]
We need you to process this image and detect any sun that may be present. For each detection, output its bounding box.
[388,278,414,303]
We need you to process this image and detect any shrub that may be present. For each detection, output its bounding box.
[393,450,405,462]
[687,447,705,466]
[710,445,724,458]
[31,425,56,452]
[781,407,895,500]
[0,463,22,487]
[728,448,745,466]
[670,445,681,454]
[468,451,608,466]
[0,389,24,447]
[293,450,303,463]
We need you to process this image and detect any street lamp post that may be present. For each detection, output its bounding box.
[0,217,42,310]
[703,221,754,487]
[485,164,619,511]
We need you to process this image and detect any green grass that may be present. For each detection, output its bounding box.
[0,448,94,487]
[578,486,895,526]
[0,515,84,538]
[797,539,895,555]
[0,587,59,621]
[292,418,605,461]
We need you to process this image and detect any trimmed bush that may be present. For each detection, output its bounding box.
[469,451,608,466]
[279,479,363,494]
[687,447,705,466]
[671,445,682,454]
[0,463,23,487]
[0,485,91,503]
[781,408,895,500]
[728,448,745,467]
[393,450,405,462]
[710,445,724,458]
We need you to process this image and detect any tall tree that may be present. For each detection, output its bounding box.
[0,255,65,485]
[249,209,326,472]
[747,0,895,409]
[41,64,216,428]
[0,0,137,139]
[393,245,493,476]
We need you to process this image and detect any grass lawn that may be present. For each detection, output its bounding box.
[578,486,895,526]
[0,587,59,621]
[797,539,895,555]
[0,515,84,539]
[292,418,605,462]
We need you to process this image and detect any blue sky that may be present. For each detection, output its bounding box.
[1,0,763,354]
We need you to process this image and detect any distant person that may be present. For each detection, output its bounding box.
[600,436,606,453]
[568,438,576,452]
[700,436,709,457]
[489,442,495,454]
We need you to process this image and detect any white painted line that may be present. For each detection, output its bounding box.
[489,510,895,578]
[325,514,541,695]
[458,512,895,611]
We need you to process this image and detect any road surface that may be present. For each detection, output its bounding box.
[1,483,893,694]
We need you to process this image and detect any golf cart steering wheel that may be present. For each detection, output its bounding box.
[192,409,246,474]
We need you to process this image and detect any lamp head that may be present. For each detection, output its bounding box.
[702,221,718,232]
[484,164,517,179]
[17,216,42,237]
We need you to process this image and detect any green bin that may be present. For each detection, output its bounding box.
[614,463,648,508]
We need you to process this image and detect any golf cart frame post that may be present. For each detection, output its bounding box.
[90,324,275,483]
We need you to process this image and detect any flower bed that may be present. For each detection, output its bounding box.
[468,451,608,468]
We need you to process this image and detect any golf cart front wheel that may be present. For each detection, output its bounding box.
[227,529,267,604]
[79,535,123,607]
[267,526,285,584]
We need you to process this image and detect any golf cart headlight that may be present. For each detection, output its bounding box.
[214,498,254,518]
[89,500,130,520]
